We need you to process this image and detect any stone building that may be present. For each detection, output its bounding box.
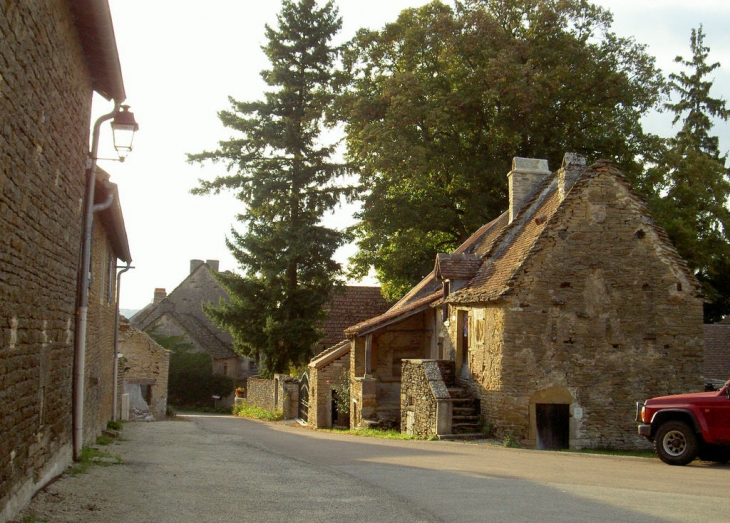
[345,155,704,450]
[131,260,256,380]
[303,288,391,428]
[703,320,730,389]
[117,318,170,420]
[0,2,133,520]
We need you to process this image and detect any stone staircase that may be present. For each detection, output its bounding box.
[439,363,483,439]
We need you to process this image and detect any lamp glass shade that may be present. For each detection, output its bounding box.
[111,105,139,159]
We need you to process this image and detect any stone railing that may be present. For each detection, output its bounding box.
[400,360,453,437]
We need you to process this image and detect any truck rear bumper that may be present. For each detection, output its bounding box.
[637,424,652,437]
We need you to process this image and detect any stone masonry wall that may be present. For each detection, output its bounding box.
[118,320,170,420]
[0,1,95,520]
[309,350,350,429]
[83,222,120,442]
[246,378,276,412]
[459,171,704,449]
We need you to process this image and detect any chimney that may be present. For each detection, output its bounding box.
[153,288,167,304]
[190,259,204,273]
[206,259,219,272]
[508,157,551,223]
[558,152,586,201]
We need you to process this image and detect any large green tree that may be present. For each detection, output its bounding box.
[188,0,354,376]
[338,0,663,299]
[646,26,730,322]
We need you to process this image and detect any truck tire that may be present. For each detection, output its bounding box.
[655,421,698,466]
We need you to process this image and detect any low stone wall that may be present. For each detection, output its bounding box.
[401,360,453,437]
[244,375,299,419]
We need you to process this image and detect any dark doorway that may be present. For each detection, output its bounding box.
[298,370,309,424]
[536,403,570,450]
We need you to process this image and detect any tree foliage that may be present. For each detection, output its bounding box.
[645,26,730,322]
[188,0,354,376]
[337,0,663,299]
[147,328,233,406]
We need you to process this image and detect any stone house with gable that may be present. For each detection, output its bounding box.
[345,154,704,450]
[1,2,134,520]
[131,260,256,381]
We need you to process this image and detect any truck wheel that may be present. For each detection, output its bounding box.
[655,421,698,466]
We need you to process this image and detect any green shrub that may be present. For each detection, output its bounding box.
[232,401,283,421]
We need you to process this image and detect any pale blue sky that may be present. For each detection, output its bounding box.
[96,0,730,311]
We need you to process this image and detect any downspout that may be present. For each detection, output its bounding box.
[113,262,133,421]
[73,101,120,460]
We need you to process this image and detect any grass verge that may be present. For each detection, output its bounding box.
[232,401,284,421]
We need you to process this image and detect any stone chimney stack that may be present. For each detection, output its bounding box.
[558,152,586,201]
[190,259,204,273]
[508,157,551,223]
[206,259,219,272]
[153,288,167,304]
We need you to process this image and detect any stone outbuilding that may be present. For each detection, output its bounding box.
[303,288,391,428]
[117,318,170,420]
[345,154,704,450]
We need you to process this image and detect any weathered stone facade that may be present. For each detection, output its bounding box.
[346,155,704,450]
[117,319,170,420]
[244,375,299,419]
[400,360,453,437]
[0,2,130,520]
[308,341,350,428]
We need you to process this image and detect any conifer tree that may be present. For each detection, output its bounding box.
[188,0,354,376]
[647,26,730,322]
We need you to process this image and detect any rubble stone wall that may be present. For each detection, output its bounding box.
[457,170,704,449]
[118,321,170,420]
[0,1,95,519]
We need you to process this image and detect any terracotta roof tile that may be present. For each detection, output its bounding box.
[317,286,392,347]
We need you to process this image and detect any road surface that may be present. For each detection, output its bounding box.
[14,413,730,523]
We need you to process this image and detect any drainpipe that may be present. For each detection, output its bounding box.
[112,263,133,421]
[73,101,120,460]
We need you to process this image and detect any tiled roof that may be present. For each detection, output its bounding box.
[344,291,441,337]
[343,215,508,337]
[318,286,392,348]
[345,158,701,335]
[435,253,482,281]
[703,324,730,382]
[129,262,235,359]
[309,339,350,369]
[450,160,700,304]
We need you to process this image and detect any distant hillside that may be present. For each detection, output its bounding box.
[120,309,140,319]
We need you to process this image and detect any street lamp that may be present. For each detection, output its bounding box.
[111,105,139,160]
[73,101,138,459]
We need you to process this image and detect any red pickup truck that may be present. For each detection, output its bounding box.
[636,380,730,465]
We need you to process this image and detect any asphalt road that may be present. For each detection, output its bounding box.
[17,414,730,523]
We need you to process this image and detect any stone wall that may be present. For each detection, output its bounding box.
[245,375,299,418]
[118,320,170,420]
[0,2,95,520]
[400,360,452,437]
[83,222,120,441]
[452,169,704,449]
[309,350,350,429]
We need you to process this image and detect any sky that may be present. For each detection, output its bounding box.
[95,0,730,312]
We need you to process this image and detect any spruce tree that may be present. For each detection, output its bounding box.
[648,26,730,322]
[188,0,354,376]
